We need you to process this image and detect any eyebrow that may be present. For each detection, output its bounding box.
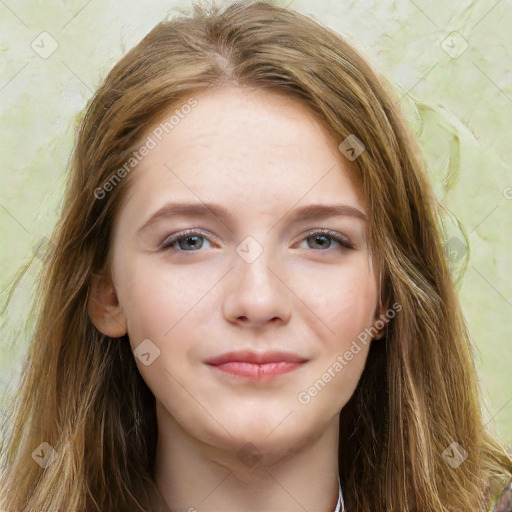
[137,201,366,233]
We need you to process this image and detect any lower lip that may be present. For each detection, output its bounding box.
[208,361,304,380]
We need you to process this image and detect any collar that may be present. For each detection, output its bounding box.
[333,478,345,512]
[151,479,346,512]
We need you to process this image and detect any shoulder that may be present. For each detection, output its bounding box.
[490,479,512,512]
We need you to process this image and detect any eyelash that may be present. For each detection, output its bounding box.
[159,228,355,253]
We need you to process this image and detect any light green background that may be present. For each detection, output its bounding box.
[1,1,511,444]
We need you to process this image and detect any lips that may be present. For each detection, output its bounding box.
[205,350,307,366]
[205,350,308,380]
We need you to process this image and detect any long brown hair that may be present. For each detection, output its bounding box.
[1,1,510,510]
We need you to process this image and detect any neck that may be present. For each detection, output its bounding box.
[152,402,341,512]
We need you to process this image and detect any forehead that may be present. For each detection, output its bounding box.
[120,86,366,220]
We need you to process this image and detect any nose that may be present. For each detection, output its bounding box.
[222,244,292,329]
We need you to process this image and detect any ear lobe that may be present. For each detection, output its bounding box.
[87,272,127,338]
[373,300,390,340]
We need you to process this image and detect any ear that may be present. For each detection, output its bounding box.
[373,292,390,341]
[87,272,127,338]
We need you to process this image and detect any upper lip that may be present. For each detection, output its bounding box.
[205,350,308,365]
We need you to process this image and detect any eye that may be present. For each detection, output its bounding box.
[298,229,354,251]
[159,228,354,254]
[160,229,214,252]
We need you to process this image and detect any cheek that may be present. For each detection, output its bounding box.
[296,259,378,344]
[115,257,206,344]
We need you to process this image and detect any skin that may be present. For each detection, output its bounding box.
[88,86,385,512]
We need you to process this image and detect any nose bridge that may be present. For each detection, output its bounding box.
[224,234,291,325]
[236,234,279,295]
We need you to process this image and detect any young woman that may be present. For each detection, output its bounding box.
[1,2,511,511]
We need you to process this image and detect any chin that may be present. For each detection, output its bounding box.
[207,411,318,452]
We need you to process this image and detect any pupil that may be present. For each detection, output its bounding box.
[183,236,201,250]
[312,235,328,248]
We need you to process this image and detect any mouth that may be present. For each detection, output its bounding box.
[205,350,309,380]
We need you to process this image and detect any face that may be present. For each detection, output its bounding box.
[104,86,382,457]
